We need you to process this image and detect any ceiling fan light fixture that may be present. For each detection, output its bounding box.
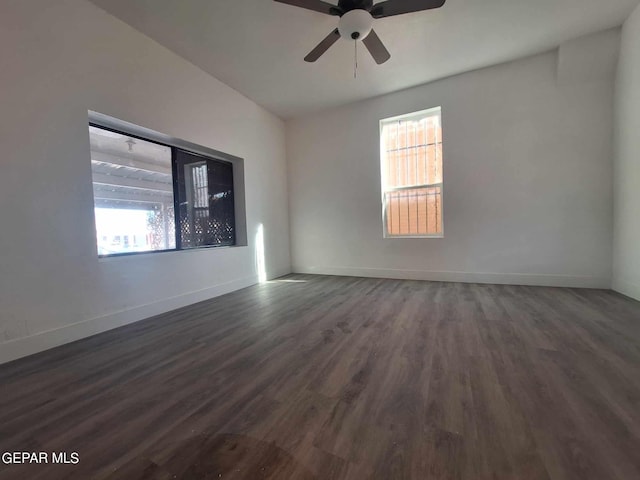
[276,0,446,64]
[338,9,373,41]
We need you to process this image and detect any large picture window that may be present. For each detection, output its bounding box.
[380,107,443,237]
[89,124,236,257]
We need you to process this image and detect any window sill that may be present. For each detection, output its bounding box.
[383,235,444,239]
[97,244,248,262]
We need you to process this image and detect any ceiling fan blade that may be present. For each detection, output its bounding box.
[370,0,445,18]
[304,29,341,62]
[363,29,391,64]
[274,0,341,16]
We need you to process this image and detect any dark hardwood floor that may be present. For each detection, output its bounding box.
[1,274,639,479]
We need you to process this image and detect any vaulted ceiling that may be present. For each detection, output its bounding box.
[89,0,640,118]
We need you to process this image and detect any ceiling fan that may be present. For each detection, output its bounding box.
[274,0,446,65]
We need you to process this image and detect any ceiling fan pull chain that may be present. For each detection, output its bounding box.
[354,39,358,79]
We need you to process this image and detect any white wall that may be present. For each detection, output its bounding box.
[287,34,617,288]
[0,0,290,363]
[613,3,640,301]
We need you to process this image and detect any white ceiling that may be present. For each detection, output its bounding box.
[89,0,639,119]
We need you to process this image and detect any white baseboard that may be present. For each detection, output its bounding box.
[612,277,640,301]
[268,266,293,280]
[0,264,612,366]
[0,274,268,365]
[293,265,610,289]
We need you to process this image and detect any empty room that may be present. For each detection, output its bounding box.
[1,0,639,479]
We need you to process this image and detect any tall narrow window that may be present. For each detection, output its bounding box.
[380,107,443,237]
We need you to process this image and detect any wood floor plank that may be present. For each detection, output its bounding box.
[0,274,639,479]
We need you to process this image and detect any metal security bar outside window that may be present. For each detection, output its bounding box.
[380,107,443,238]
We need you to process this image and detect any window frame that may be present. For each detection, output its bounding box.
[379,106,444,239]
[173,147,236,250]
[89,121,239,258]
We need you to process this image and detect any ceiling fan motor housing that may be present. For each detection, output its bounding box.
[338,9,373,40]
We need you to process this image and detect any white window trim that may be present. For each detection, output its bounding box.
[379,107,444,239]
